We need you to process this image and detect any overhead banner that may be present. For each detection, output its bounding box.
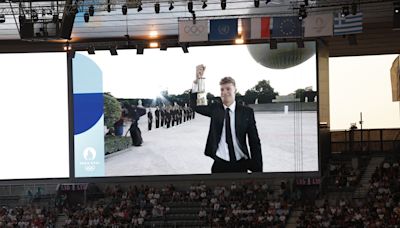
[304,13,334,37]
[178,20,208,43]
[73,53,105,177]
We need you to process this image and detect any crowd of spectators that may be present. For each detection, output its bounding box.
[297,159,400,227]
[0,205,57,227]
[329,163,360,189]
[57,181,291,227]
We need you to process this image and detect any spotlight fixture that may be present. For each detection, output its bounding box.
[265,0,271,4]
[221,0,226,10]
[181,43,189,53]
[122,4,127,15]
[160,43,168,51]
[0,14,5,23]
[188,1,193,13]
[298,4,307,20]
[202,0,207,9]
[63,42,72,51]
[149,42,159,48]
[107,0,111,12]
[341,6,349,17]
[155,2,160,13]
[269,39,277,49]
[136,44,144,55]
[351,2,358,15]
[84,12,89,22]
[169,0,174,10]
[192,11,196,24]
[89,5,94,16]
[254,0,259,8]
[296,39,305,48]
[110,46,118,55]
[88,46,95,54]
[32,10,38,22]
[394,2,400,29]
[137,1,143,12]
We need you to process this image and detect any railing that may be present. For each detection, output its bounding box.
[0,183,57,197]
[330,128,400,154]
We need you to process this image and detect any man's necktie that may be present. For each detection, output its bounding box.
[225,108,236,162]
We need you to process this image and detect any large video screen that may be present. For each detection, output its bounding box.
[73,42,318,177]
[0,53,69,180]
[330,54,400,130]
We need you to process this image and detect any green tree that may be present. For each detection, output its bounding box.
[244,80,278,104]
[104,93,122,129]
[295,88,317,102]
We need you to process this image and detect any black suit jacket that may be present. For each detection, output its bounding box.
[190,93,263,172]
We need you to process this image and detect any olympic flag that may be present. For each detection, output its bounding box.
[179,20,209,43]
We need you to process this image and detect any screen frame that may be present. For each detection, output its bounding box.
[70,40,322,181]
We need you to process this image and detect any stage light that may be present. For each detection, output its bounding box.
[110,46,118,55]
[88,46,95,54]
[394,2,400,30]
[298,5,307,20]
[138,0,143,12]
[169,0,174,10]
[235,38,244,44]
[221,0,226,10]
[149,30,158,38]
[160,43,168,50]
[188,1,193,13]
[155,2,160,13]
[136,44,144,54]
[254,0,259,8]
[122,4,127,15]
[89,5,94,16]
[107,0,111,12]
[63,42,72,51]
[149,42,159,48]
[181,43,189,53]
[341,6,349,17]
[0,14,5,23]
[351,2,358,15]
[202,0,207,9]
[192,12,196,24]
[84,12,89,22]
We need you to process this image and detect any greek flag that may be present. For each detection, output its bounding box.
[334,12,363,36]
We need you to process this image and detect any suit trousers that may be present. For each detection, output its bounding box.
[211,157,249,173]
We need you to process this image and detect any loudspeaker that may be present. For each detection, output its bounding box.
[20,22,34,39]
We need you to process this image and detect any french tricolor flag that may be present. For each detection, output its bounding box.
[241,17,271,39]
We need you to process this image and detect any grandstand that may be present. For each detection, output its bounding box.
[0,0,400,227]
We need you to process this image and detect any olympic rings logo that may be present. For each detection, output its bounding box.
[184,24,205,34]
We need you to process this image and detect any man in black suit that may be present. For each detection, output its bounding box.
[155,107,160,128]
[191,76,262,173]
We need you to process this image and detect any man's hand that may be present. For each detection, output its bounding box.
[196,64,206,81]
